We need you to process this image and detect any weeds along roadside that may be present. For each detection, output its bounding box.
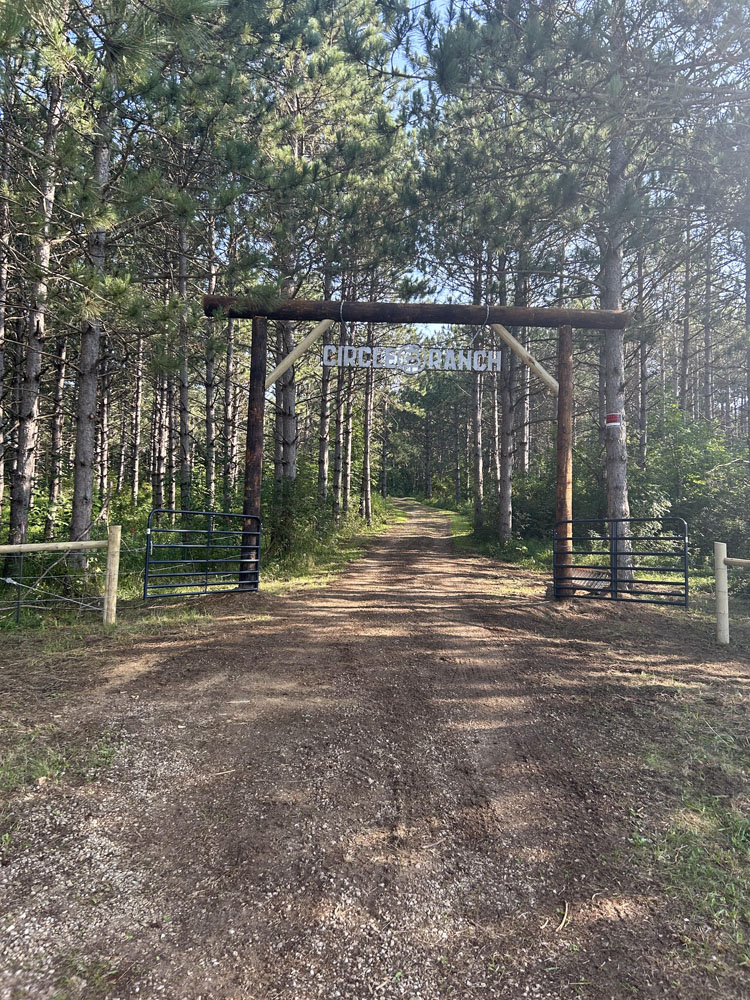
[626,669,750,973]
[0,494,406,633]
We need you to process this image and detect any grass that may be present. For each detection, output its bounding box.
[637,799,750,971]
[260,500,409,591]
[420,500,554,568]
[656,803,749,961]
[630,678,750,972]
[0,724,120,865]
[52,954,122,1000]
[0,725,120,796]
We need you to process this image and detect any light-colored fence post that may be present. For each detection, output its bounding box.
[103,525,122,625]
[714,541,729,645]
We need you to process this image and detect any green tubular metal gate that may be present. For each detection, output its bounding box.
[553,517,689,607]
[144,509,261,599]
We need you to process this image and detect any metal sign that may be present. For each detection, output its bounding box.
[322,343,501,374]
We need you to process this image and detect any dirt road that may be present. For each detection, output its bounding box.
[1,502,748,999]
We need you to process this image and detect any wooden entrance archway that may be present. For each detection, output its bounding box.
[203,296,630,596]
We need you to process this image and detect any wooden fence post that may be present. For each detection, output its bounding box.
[104,525,121,625]
[240,315,268,589]
[243,315,268,520]
[715,541,729,644]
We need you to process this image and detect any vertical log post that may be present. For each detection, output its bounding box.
[714,541,729,644]
[555,325,574,599]
[240,316,267,589]
[103,524,121,624]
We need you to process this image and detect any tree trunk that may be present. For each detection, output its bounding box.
[5,315,24,492]
[0,75,12,510]
[44,335,67,540]
[490,353,501,494]
[342,357,354,515]
[555,325,574,595]
[231,380,240,493]
[222,316,237,508]
[317,324,332,506]
[601,134,631,528]
[131,331,143,505]
[498,343,515,544]
[513,264,530,475]
[205,342,216,510]
[380,395,388,499]
[116,404,127,494]
[361,325,373,523]
[702,225,712,421]
[745,220,750,466]
[148,380,157,492]
[332,321,346,519]
[454,401,461,505]
[71,100,111,546]
[243,315,267,524]
[178,222,191,511]
[71,316,101,540]
[424,402,432,501]
[271,309,297,549]
[465,421,471,499]
[273,324,283,482]
[679,220,691,412]
[9,77,63,544]
[471,348,484,532]
[167,376,176,513]
[598,340,607,452]
[658,325,667,436]
[97,334,110,508]
[205,216,217,510]
[637,253,647,469]
[639,338,648,469]
[279,320,297,481]
[517,328,530,474]
[152,374,166,510]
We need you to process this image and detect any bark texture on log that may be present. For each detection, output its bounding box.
[243,316,267,518]
[204,296,629,331]
[131,331,143,504]
[498,343,515,545]
[361,325,374,523]
[317,324,332,506]
[471,356,484,533]
[601,134,632,527]
[177,222,191,512]
[223,316,237,507]
[9,78,63,545]
[44,335,67,540]
[71,99,111,550]
[555,326,574,597]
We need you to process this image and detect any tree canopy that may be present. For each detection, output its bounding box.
[1,0,749,566]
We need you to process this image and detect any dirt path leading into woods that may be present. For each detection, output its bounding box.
[1,501,748,999]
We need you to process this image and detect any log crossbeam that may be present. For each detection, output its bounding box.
[203,296,629,332]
